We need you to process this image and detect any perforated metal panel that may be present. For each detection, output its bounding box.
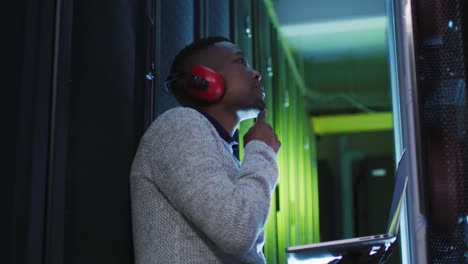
[206,0,230,37]
[412,0,468,262]
[154,0,231,118]
[155,0,194,117]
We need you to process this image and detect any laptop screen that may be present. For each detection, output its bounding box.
[386,150,409,235]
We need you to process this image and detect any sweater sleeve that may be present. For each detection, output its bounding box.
[143,109,278,257]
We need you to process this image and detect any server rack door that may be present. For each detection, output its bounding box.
[411,0,468,262]
[252,2,277,262]
[230,0,254,159]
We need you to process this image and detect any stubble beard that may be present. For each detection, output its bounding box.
[237,98,265,121]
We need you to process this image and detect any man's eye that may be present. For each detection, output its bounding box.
[236,58,246,64]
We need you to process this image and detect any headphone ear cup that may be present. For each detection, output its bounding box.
[186,66,225,102]
[188,75,209,90]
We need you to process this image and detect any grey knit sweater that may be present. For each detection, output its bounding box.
[130,107,278,264]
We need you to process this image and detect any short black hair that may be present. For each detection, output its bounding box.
[166,36,231,107]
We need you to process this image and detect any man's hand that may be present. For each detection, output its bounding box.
[243,110,281,153]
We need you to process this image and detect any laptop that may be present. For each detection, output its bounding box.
[286,150,409,263]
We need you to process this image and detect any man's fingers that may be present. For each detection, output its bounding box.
[257,110,267,122]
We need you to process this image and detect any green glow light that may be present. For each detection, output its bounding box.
[311,112,393,135]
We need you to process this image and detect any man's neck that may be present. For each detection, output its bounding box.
[198,106,240,137]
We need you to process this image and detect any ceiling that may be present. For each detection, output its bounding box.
[272,0,388,60]
[273,0,385,25]
[271,0,392,115]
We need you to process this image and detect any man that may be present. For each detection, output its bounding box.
[130,36,281,263]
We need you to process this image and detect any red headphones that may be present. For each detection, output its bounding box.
[184,66,225,103]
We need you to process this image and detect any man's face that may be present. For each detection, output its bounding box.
[197,41,265,115]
